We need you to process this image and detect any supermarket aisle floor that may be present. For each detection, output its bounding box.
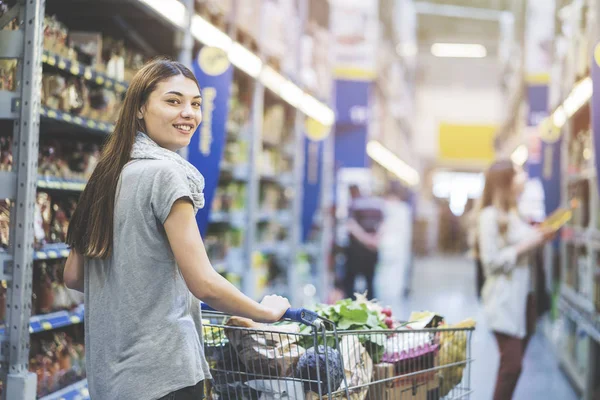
[385,254,577,400]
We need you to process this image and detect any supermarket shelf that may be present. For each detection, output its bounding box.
[41,106,114,135]
[559,349,585,394]
[220,163,250,181]
[258,241,290,256]
[42,50,128,93]
[561,285,595,314]
[567,167,595,183]
[559,295,600,343]
[209,210,245,226]
[0,304,84,336]
[38,176,87,191]
[39,378,89,400]
[562,226,587,244]
[34,243,70,260]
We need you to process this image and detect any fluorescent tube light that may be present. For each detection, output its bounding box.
[300,95,335,126]
[138,0,336,127]
[229,42,262,78]
[552,106,567,128]
[191,15,232,51]
[366,141,420,186]
[280,81,304,107]
[563,77,592,118]
[431,43,487,58]
[138,0,187,28]
[510,144,528,166]
[260,66,287,94]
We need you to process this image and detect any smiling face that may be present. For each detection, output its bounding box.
[138,74,202,152]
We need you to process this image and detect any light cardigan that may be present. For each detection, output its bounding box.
[478,206,542,338]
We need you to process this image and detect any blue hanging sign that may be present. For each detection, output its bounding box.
[526,84,549,179]
[592,43,600,193]
[540,119,562,218]
[334,79,371,169]
[189,47,234,236]
[301,119,329,242]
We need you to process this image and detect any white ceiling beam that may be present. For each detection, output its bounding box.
[415,1,514,23]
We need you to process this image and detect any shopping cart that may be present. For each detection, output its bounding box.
[200,304,474,400]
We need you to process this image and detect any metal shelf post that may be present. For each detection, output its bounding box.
[2,0,45,399]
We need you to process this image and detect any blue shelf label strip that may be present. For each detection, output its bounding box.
[42,50,128,93]
[34,243,70,260]
[39,378,89,400]
[0,305,84,336]
[41,106,114,134]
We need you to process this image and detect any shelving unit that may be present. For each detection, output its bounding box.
[1,0,334,398]
[545,1,600,399]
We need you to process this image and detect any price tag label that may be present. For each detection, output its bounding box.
[62,114,72,122]
[47,110,57,118]
[87,120,97,128]
[84,68,93,80]
[70,316,81,324]
[74,117,83,125]
[47,56,56,66]
[70,63,80,75]
[41,322,52,330]
[58,60,67,70]
[105,80,113,88]
[96,76,105,85]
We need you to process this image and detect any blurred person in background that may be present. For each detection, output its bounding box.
[376,181,413,306]
[343,184,384,300]
[475,160,556,400]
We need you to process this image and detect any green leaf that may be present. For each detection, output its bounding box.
[339,305,368,324]
[337,319,356,330]
[366,313,383,329]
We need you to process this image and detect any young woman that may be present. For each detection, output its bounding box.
[63,59,291,400]
[476,160,555,400]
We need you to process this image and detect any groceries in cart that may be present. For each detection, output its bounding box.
[200,296,476,400]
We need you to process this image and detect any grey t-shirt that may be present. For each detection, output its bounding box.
[84,159,211,400]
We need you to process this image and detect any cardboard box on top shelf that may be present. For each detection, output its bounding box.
[70,32,103,69]
[200,0,232,16]
[236,0,261,43]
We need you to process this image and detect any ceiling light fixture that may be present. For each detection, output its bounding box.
[431,43,487,58]
[366,141,420,186]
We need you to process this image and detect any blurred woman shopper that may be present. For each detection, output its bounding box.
[475,160,555,400]
[63,59,291,400]
[376,182,413,306]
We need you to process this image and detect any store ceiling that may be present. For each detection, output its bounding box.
[416,0,514,57]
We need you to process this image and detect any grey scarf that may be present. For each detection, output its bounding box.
[131,132,205,213]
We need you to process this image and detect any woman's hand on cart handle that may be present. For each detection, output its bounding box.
[201,302,322,326]
[258,295,291,323]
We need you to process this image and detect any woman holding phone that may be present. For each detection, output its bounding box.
[63,59,290,400]
[476,159,555,400]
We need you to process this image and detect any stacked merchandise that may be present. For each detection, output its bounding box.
[202,294,475,400]
[542,0,600,397]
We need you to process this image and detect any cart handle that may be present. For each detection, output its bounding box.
[200,303,321,326]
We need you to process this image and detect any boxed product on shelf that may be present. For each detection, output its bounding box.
[0,59,17,91]
[0,200,10,250]
[43,15,70,58]
[567,128,592,174]
[33,260,83,315]
[29,329,85,398]
[69,31,103,68]
[567,180,590,228]
[41,72,124,122]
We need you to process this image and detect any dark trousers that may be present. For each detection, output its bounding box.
[475,258,484,299]
[343,239,378,300]
[159,381,205,400]
[493,295,536,400]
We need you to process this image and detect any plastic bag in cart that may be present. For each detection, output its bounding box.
[305,335,373,400]
[225,316,306,378]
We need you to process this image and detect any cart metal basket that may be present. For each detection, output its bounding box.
[200,305,474,400]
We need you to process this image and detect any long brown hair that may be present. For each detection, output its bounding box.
[66,59,200,258]
[470,159,518,258]
[479,159,518,213]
